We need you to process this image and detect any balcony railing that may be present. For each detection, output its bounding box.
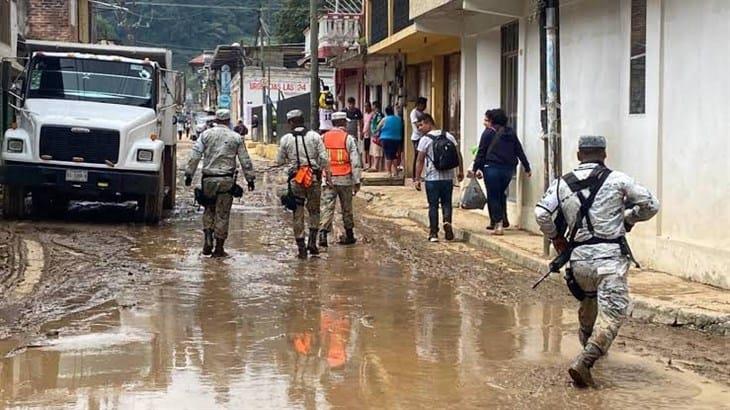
[393,0,411,33]
[370,0,388,44]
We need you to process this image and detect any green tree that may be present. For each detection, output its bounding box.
[274,0,309,44]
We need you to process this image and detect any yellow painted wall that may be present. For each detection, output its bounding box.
[410,0,452,20]
[78,0,90,43]
[431,55,445,128]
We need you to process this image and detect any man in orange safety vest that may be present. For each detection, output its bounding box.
[318,111,362,247]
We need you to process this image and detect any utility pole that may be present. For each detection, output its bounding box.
[309,0,319,131]
[258,5,267,142]
[545,0,561,183]
[543,0,561,256]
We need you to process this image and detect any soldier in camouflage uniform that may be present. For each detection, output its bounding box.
[535,135,659,387]
[318,112,362,247]
[277,110,330,259]
[185,109,256,257]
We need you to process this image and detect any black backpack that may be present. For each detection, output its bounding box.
[429,133,460,170]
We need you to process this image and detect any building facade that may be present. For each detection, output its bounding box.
[411,0,730,289]
[363,0,461,178]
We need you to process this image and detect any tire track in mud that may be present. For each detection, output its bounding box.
[0,223,155,343]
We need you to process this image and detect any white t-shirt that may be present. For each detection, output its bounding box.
[319,109,333,131]
[410,108,423,141]
[417,130,458,181]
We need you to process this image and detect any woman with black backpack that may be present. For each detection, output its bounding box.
[469,109,531,235]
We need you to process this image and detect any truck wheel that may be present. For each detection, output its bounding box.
[163,145,177,210]
[2,185,27,219]
[142,169,165,225]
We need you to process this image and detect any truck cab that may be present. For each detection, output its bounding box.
[1,41,183,223]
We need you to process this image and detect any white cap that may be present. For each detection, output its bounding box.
[331,112,348,122]
[287,109,304,120]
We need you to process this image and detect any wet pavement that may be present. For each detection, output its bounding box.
[0,156,728,409]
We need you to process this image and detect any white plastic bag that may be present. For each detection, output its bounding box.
[460,177,487,210]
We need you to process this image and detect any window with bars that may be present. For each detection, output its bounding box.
[1,0,11,46]
[629,0,646,114]
[370,0,388,44]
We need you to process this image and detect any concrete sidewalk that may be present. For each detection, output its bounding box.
[359,185,730,335]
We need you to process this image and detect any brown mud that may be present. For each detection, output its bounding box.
[0,148,726,409]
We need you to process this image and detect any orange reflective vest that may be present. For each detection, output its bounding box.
[323,128,352,176]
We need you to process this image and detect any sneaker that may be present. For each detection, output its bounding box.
[493,222,504,236]
[444,223,455,241]
[428,233,439,242]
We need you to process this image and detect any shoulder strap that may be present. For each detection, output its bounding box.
[293,130,313,168]
[565,166,613,243]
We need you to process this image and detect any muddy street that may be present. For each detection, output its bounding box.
[0,145,726,409]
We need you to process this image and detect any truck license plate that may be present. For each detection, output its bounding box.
[65,169,88,182]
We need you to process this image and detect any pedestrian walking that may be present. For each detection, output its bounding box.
[343,97,363,140]
[277,109,331,259]
[367,102,384,172]
[177,117,184,140]
[414,113,464,242]
[410,97,428,181]
[185,118,191,139]
[534,135,660,387]
[373,106,403,178]
[319,86,335,133]
[361,102,374,169]
[318,112,362,247]
[184,109,256,257]
[234,120,248,137]
[470,109,531,235]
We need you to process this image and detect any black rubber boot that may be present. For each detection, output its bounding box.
[569,343,602,387]
[296,238,308,259]
[212,238,228,257]
[338,229,357,245]
[203,229,214,255]
[307,229,319,255]
[318,230,328,248]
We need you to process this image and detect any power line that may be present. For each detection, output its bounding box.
[124,1,286,11]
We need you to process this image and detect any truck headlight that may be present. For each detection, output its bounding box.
[7,139,23,153]
[137,149,154,162]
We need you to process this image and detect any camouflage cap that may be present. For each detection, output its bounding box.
[287,109,304,120]
[215,109,230,121]
[578,135,607,149]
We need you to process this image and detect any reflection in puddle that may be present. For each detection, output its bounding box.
[0,210,727,409]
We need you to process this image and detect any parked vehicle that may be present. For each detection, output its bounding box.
[0,40,184,223]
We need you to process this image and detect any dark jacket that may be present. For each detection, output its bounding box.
[472,126,531,172]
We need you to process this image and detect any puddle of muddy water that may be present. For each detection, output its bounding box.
[0,204,727,410]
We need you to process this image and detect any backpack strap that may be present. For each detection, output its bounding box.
[564,165,613,244]
[293,129,313,168]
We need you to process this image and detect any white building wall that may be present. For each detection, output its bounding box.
[653,0,730,287]
[455,0,730,288]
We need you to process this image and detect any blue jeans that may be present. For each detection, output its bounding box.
[484,165,514,224]
[425,180,453,234]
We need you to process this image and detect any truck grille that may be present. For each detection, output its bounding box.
[39,126,120,164]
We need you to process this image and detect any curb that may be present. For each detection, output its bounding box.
[363,192,730,336]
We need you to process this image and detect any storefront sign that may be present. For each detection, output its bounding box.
[249,79,309,93]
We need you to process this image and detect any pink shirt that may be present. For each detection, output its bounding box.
[362,112,374,138]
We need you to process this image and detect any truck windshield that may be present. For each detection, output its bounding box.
[27,56,155,108]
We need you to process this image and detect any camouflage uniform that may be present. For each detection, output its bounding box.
[277,127,329,239]
[186,124,255,240]
[535,162,660,355]
[320,131,362,233]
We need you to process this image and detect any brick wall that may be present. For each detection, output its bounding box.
[27,0,78,42]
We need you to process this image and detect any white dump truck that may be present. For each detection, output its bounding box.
[1,40,184,223]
